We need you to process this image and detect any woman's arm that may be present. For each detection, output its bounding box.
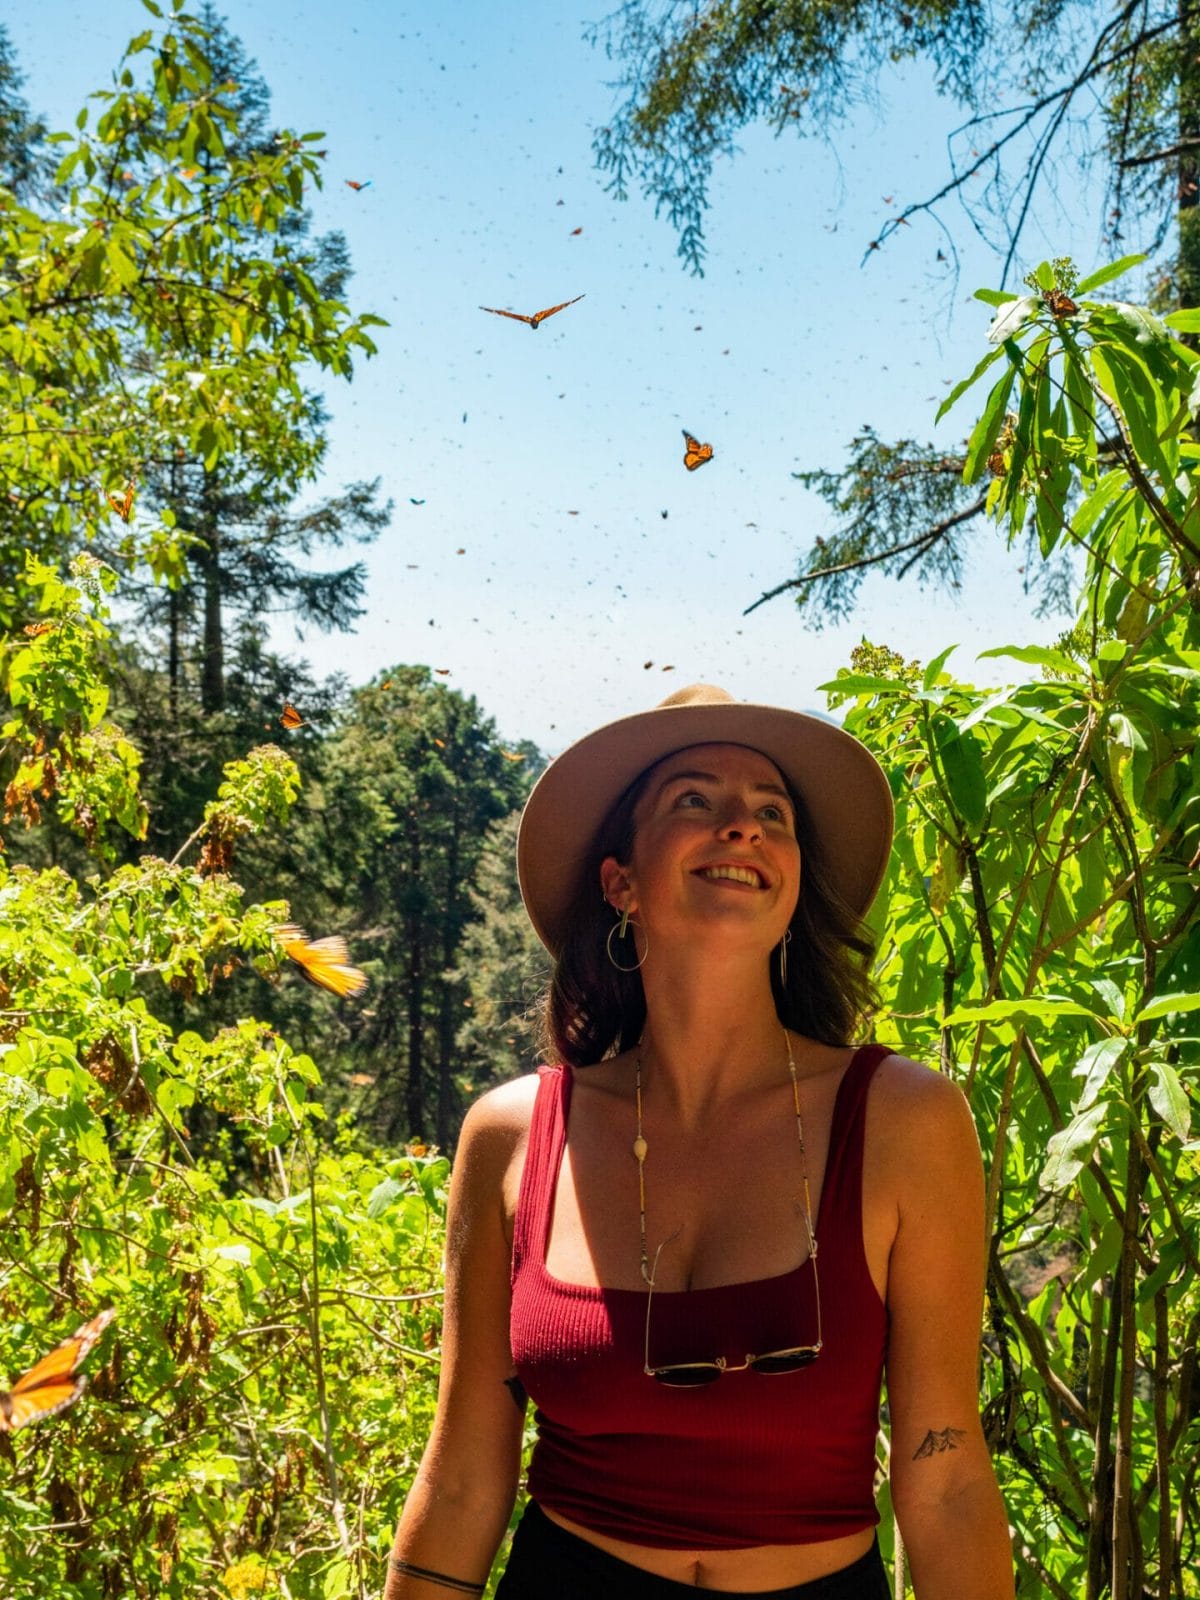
[880,1058,1016,1600]
[383,1078,536,1599]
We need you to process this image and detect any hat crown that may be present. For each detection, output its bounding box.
[656,683,736,711]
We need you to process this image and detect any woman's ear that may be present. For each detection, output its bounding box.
[599,855,635,912]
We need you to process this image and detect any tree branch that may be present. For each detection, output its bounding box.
[742,493,987,615]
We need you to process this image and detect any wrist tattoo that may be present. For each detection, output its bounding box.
[388,1555,485,1594]
[912,1426,968,1459]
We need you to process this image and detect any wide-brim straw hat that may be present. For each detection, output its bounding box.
[517,683,894,955]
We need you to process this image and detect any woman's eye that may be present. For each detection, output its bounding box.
[761,804,786,823]
[677,791,709,808]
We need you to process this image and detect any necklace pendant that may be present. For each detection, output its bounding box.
[632,1135,648,1163]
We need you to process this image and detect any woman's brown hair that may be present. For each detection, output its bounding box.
[539,754,881,1067]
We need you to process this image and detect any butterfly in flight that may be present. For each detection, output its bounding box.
[107,480,136,521]
[0,1308,116,1433]
[569,227,583,236]
[275,924,367,998]
[409,498,426,505]
[682,429,714,471]
[280,703,305,730]
[345,180,372,191]
[479,294,584,330]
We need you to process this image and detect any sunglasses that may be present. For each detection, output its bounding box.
[642,1215,823,1387]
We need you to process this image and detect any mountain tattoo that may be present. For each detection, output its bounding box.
[913,1426,968,1459]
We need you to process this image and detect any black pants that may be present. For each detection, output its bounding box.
[495,1501,891,1599]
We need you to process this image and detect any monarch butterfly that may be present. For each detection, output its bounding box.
[682,430,714,471]
[479,294,584,330]
[280,704,305,730]
[0,1308,116,1433]
[500,750,525,762]
[107,480,136,521]
[1042,288,1079,319]
[275,924,368,998]
[23,621,54,637]
[345,180,372,191]
[569,227,583,236]
[409,498,425,505]
[434,668,451,676]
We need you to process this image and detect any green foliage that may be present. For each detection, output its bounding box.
[449,811,553,1097]
[589,3,1186,278]
[0,0,383,625]
[823,257,1200,1597]
[310,670,537,1146]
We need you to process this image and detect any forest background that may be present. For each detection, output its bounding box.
[0,3,1197,1600]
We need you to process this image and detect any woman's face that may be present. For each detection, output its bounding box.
[601,742,801,955]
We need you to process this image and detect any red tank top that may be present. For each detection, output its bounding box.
[509,1044,891,1549]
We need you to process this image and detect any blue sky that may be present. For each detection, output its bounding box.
[10,0,1126,751]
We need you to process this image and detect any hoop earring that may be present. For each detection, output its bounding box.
[606,908,647,972]
[778,929,793,986]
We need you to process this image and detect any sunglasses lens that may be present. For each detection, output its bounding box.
[653,1364,724,1387]
[750,1349,820,1374]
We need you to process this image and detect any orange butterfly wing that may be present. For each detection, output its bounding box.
[276,924,368,998]
[1043,289,1079,318]
[480,304,535,325]
[0,1308,116,1433]
[682,430,714,471]
[530,294,585,325]
[107,482,136,521]
[280,703,305,729]
[23,621,54,637]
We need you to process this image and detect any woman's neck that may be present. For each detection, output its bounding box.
[636,959,791,1129]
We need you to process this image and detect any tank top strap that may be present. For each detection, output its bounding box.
[816,1043,893,1242]
[511,1063,571,1283]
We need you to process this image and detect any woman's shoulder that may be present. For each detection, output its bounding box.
[870,1048,974,1117]
[867,1049,982,1192]
[461,1070,545,1146]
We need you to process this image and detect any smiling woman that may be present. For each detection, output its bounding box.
[382,684,1016,1600]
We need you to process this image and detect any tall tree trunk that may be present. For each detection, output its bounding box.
[404,814,425,1139]
[168,584,181,723]
[435,805,462,1148]
[1178,0,1200,311]
[167,456,181,721]
[199,476,224,714]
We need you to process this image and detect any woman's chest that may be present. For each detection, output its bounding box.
[537,1057,897,1307]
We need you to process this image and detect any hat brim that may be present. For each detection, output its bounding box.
[517,696,894,954]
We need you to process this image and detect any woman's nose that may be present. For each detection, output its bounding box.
[716,801,763,841]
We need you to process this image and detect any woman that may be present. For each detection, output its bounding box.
[384,684,1014,1599]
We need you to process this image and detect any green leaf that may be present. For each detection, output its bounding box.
[936,346,1003,423]
[976,644,1082,676]
[1147,1061,1190,1142]
[1075,254,1147,294]
[943,996,1099,1027]
[1134,991,1200,1023]
[933,720,987,827]
[1163,307,1200,332]
[367,1175,405,1219]
[816,674,910,696]
[973,288,1013,307]
[1073,1039,1128,1112]
[922,645,958,689]
[963,364,1017,485]
[1040,1103,1110,1191]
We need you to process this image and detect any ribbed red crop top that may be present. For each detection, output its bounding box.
[509,1044,892,1550]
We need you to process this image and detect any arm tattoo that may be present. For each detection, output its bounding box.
[388,1556,485,1594]
[503,1373,528,1412]
[912,1426,968,1460]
